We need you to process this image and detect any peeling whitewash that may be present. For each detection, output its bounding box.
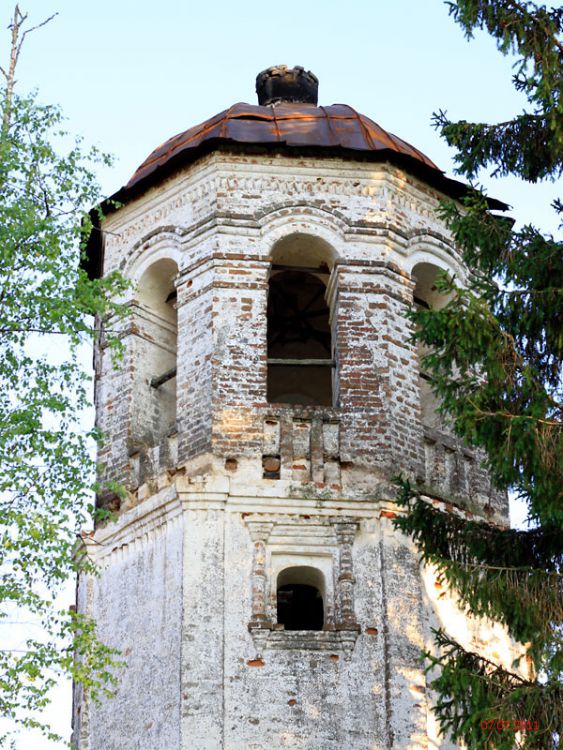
[73,151,522,750]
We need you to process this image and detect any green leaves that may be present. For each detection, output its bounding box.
[407,267,562,525]
[433,111,561,181]
[0,609,123,746]
[0,89,128,744]
[427,631,562,750]
[395,482,562,669]
[441,1,562,182]
[395,2,562,747]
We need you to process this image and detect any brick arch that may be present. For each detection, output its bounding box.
[276,565,326,597]
[258,205,346,266]
[137,258,179,317]
[405,234,466,284]
[270,233,336,272]
[408,252,460,432]
[124,232,183,289]
[128,255,179,452]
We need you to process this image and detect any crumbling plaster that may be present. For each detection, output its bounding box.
[74,150,514,750]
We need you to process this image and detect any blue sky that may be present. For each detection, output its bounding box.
[1,1,559,747]
[6,0,560,233]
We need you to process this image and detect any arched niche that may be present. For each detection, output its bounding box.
[276,566,325,631]
[412,262,451,312]
[267,234,335,406]
[131,258,178,449]
[411,262,452,429]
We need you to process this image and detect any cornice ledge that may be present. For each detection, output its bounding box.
[224,494,384,516]
[91,484,181,552]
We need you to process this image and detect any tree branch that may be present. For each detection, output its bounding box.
[1,5,57,135]
[15,12,58,67]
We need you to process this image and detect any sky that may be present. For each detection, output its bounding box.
[1,1,560,747]
[6,0,560,233]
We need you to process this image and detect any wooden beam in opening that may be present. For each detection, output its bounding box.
[413,296,430,309]
[267,358,335,367]
[150,368,177,388]
[271,264,330,275]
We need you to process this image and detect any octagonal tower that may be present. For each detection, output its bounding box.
[73,67,511,750]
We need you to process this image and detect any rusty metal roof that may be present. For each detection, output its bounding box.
[83,97,507,279]
[126,102,440,192]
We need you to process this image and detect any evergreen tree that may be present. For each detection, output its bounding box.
[394,2,562,748]
[0,6,128,745]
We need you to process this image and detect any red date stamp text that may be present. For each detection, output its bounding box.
[480,720,539,732]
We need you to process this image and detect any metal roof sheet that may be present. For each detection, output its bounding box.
[82,99,508,280]
[126,102,441,191]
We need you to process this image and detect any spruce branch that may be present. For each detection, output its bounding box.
[394,481,562,657]
[427,630,563,750]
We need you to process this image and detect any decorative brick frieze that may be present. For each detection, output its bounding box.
[423,426,508,518]
[258,405,340,485]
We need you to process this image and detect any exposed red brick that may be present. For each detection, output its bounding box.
[246,658,265,667]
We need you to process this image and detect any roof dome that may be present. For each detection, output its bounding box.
[126,100,441,193]
[103,66,505,215]
[84,67,505,280]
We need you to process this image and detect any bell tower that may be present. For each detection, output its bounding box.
[73,67,511,750]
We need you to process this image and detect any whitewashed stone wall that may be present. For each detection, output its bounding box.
[73,150,513,750]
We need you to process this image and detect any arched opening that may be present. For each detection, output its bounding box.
[267,234,334,405]
[276,566,324,631]
[412,262,450,312]
[131,258,178,448]
[412,262,451,429]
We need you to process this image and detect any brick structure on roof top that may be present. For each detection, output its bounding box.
[72,67,517,750]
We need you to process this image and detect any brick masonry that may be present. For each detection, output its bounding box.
[73,149,514,750]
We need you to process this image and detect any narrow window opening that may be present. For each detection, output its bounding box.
[276,565,325,631]
[277,584,324,631]
[267,268,332,405]
[132,259,178,448]
[150,292,178,389]
[412,263,451,429]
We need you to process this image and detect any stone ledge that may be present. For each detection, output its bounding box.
[249,626,360,655]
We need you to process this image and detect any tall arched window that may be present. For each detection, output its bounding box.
[276,566,324,631]
[131,258,178,448]
[412,262,451,429]
[267,234,334,405]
